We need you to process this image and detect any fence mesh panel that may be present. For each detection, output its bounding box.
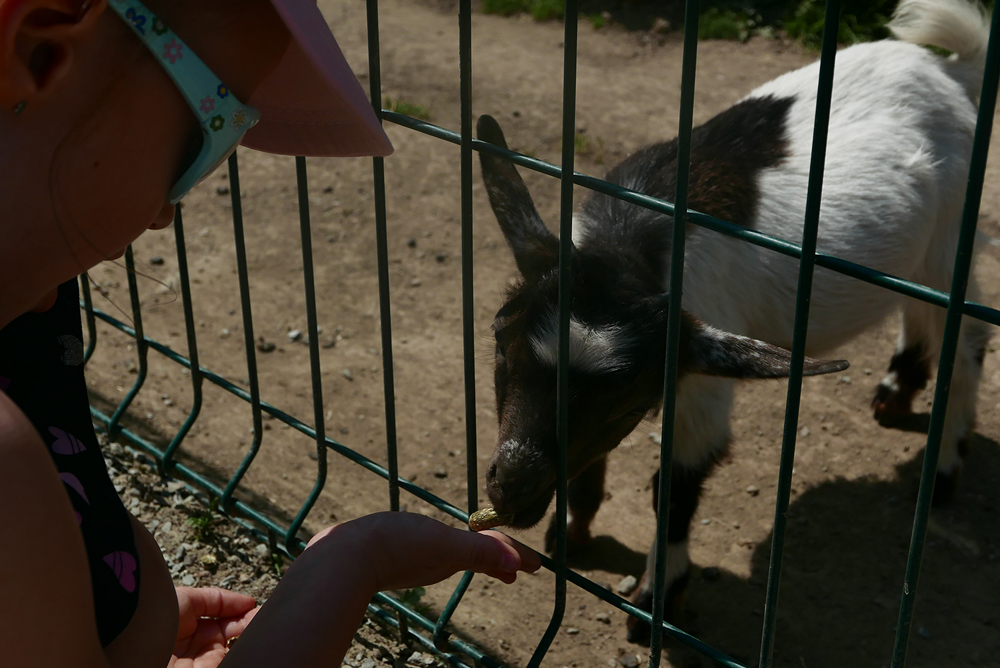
[78,1,1000,667]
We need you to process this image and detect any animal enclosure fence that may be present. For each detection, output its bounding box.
[79,1,1000,667]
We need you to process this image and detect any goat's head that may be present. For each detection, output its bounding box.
[477,115,848,529]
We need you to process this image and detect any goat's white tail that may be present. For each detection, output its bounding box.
[890,0,992,98]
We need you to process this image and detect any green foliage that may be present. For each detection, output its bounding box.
[699,7,760,41]
[482,0,564,21]
[384,97,432,121]
[397,587,432,616]
[531,0,565,20]
[271,552,285,576]
[574,132,604,164]
[480,0,904,49]
[482,0,530,16]
[186,497,219,542]
[781,0,895,48]
[586,13,606,29]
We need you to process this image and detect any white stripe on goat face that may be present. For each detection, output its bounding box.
[529,314,626,373]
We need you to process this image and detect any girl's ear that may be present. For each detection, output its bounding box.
[0,0,107,111]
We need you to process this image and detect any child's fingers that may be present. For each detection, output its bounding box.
[479,530,542,573]
[455,530,541,582]
[177,586,258,619]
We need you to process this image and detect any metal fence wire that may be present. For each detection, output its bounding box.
[77,1,1000,667]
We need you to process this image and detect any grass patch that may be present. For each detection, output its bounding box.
[482,0,529,16]
[480,0,904,49]
[783,0,894,48]
[573,132,604,164]
[186,497,219,542]
[699,7,759,41]
[482,0,563,21]
[384,97,432,121]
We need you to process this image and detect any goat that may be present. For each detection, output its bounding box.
[477,0,993,644]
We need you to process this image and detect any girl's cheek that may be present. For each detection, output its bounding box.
[50,79,191,264]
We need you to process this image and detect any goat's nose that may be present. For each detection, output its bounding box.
[485,461,506,509]
[486,455,548,514]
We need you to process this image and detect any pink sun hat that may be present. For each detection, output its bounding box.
[241,0,393,157]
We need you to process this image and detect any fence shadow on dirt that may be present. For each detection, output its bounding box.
[664,428,1000,668]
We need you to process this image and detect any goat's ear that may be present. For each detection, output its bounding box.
[477,115,560,282]
[682,314,849,379]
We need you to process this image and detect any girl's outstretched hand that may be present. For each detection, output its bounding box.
[169,586,259,668]
[306,511,542,591]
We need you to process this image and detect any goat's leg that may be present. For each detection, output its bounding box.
[873,303,935,422]
[935,278,990,502]
[544,455,607,555]
[874,278,990,503]
[625,463,711,645]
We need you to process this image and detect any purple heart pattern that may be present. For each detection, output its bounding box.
[49,426,86,455]
[103,551,137,592]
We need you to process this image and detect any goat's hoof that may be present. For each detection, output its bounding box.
[625,569,690,646]
[932,468,961,506]
[625,587,654,646]
[872,382,916,424]
[544,519,591,556]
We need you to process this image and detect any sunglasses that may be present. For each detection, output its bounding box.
[108,0,261,203]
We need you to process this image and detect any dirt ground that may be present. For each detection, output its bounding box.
[81,2,1000,667]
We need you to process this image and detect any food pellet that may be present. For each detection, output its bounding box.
[468,507,513,531]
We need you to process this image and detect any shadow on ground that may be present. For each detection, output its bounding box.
[576,423,999,668]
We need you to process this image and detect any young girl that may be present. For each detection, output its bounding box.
[0,1,540,667]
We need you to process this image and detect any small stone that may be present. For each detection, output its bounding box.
[615,575,638,596]
[701,518,711,525]
[200,553,218,566]
[595,612,611,624]
[565,627,579,635]
[839,375,852,384]
[150,256,165,266]
[434,468,448,479]
[409,278,422,287]
[746,485,760,497]
[287,330,302,342]
[361,660,376,668]
[181,573,195,586]
[322,337,337,349]
[160,521,173,534]
[652,17,671,34]
[620,655,640,668]
[174,545,186,560]
[257,339,276,353]
[216,185,230,196]
[341,369,354,381]
[254,544,270,559]
[220,328,230,339]
[799,427,810,437]
[166,480,186,493]
[701,566,721,582]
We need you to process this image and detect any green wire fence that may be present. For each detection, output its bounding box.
[78,1,1000,667]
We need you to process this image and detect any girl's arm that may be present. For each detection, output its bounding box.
[0,391,112,668]
[223,512,541,667]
